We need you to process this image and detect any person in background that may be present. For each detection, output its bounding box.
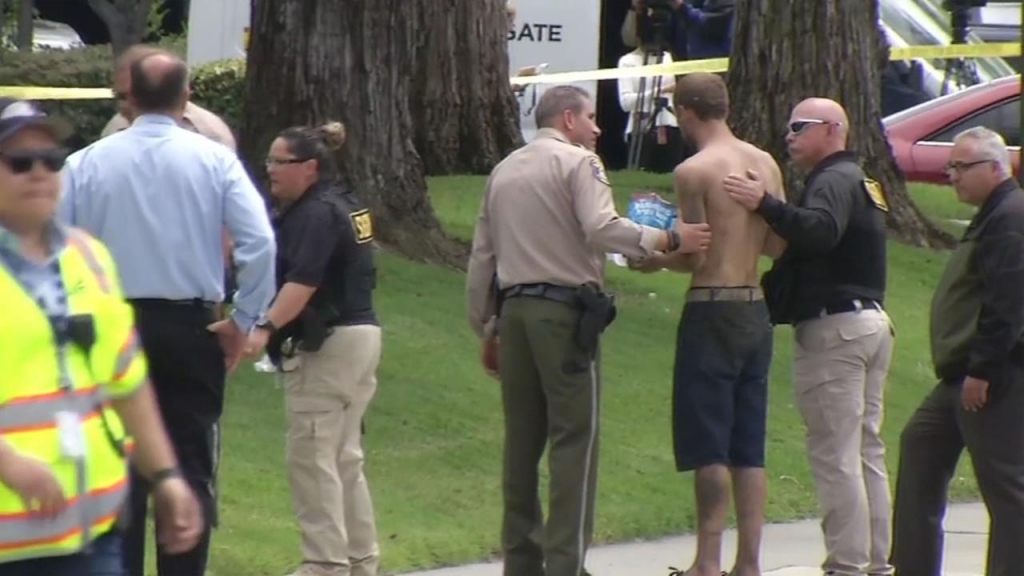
[102,44,240,309]
[244,121,381,576]
[618,7,685,174]
[58,49,277,576]
[890,127,1024,576]
[0,97,202,575]
[101,45,236,150]
[674,0,735,61]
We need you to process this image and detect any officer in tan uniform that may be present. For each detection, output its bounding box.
[466,85,711,576]
[101,45,236,151]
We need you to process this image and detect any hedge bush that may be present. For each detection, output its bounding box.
[0,38,246,151]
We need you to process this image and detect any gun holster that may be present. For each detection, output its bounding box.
[574,282,617,359]
[297,307,333,353]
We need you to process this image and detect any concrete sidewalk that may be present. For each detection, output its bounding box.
[402,503,989,576]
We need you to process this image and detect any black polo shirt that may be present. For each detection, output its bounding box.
[756,151,888,323]
[273,179,378,330]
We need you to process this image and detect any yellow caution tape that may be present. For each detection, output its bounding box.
[890,42,1021,61]
[510,42,1021,86]
[0,42,1019,99]
[0,86,113,100]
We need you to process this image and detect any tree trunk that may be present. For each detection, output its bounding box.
[727,0,955,249]
[239,0,468,267]
[16,0,32,53]
[409,0,524,175]
[88,0,154,56]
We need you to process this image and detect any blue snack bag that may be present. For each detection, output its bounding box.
[627,192,678,230]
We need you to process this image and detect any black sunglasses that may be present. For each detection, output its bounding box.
[0,149,67,174]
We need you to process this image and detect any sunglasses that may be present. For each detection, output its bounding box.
[788,119,837,134]
[0,149,67,174]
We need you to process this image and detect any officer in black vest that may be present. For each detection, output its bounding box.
[724,98,896,576]
[246,121,383,576]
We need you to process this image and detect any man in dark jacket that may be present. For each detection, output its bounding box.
[890,126,1024,576]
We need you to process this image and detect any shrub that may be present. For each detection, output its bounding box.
[0,37,248,151]
[0,44,116,151]
[190,58,246,131]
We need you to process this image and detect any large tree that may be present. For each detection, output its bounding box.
[87,0,154,56]
[240,0,516,265]
[728,0,955,249]
[409,0,524,175]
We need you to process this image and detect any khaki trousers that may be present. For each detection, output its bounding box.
[282,325,383,576]
[793,308,895,576]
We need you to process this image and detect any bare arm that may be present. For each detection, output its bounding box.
[762,158,788,259]
[655,163,708,272]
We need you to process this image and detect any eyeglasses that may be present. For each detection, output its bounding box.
[0,149,67,174]
[787,119,839,135]
[945,159,992,174]
[264,157,309,167]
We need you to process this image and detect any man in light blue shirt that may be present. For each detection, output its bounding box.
[58,49,275,576]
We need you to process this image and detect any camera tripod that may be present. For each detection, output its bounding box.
[940,6,982,95]
[625,48,672,171]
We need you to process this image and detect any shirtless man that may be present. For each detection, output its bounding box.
[631,72,785,576]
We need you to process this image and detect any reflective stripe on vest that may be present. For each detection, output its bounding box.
[67,231,111,294]
[0,477,127,562]
[0,386,105,434]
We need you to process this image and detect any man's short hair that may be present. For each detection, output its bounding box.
[955,126,1012,175]
[129,52,189,112]
[673,72,729,121]
[535,85,590,128]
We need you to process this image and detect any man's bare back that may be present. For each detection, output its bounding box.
[673,137,785,287]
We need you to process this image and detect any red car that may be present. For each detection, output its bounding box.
[884,75,1021,185]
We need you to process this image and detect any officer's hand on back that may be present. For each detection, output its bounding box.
[676,221,712,254]
[0,451,67,518]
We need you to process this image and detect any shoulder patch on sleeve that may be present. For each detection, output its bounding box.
[349,209,375,244]
[862,178,889,213]
[589,156,610,186]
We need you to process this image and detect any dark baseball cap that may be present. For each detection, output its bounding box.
[0,98,73,145]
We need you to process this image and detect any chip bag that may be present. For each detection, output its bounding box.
[608,191,678,267]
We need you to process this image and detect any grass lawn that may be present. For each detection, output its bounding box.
[179,172,978,576]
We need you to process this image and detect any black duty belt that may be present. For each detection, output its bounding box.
[500,283,579,307]
[128,295,216,309]
[818,298,883,318]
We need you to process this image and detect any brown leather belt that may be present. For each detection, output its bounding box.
[686,286,764,303]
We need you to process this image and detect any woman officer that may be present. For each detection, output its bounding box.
[245,121,382,576]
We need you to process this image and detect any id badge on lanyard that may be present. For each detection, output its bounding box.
[56,410,87,460]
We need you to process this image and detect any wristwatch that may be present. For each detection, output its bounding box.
[150,467,183,488]
[666,229,681,252]
[255,318,278,334]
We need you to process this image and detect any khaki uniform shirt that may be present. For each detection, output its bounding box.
[466,127,663,338]
[100,101,237,153]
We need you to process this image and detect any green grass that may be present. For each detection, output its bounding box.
[161,172,978,576]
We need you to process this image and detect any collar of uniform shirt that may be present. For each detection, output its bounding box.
[0,219,68,268]
[537,127,570,144]
[131,113,182,132]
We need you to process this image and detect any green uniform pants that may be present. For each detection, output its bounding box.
[498,296,601,576]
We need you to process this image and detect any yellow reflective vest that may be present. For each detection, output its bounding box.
[0,226,146,563]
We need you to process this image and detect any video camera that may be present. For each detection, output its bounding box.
[635,0,676,52]
[942,0,987,44]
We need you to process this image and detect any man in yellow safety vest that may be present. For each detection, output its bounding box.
[0,98,203,575]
